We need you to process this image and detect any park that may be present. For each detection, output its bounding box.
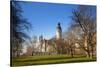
[10,1,96,66]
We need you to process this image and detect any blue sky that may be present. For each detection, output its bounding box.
[18,1,78,39]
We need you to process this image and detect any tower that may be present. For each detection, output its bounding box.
[56,22,62,40]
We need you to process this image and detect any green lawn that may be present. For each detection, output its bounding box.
[11,54,96,66]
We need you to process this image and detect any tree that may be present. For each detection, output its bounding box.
[56,39,65,54]
[26,45,34,56]
[71,5,96,58]
[30,36,38,56]
[64,27,77,57]
[11,0,31,57]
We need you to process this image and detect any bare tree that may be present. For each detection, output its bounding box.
[65,28,77,57]
[55,39,67,54]
[30,36,37,56]
[71,5,96,58]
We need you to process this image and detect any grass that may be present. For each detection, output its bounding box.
[11,54,96,66]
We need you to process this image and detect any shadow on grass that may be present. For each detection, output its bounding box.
[11,55,96,66]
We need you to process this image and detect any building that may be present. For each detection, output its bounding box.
[33,23,62,55]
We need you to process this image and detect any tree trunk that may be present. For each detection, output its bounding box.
[70,48,74,58]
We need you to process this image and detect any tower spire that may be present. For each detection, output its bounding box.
[56,22,62,40]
